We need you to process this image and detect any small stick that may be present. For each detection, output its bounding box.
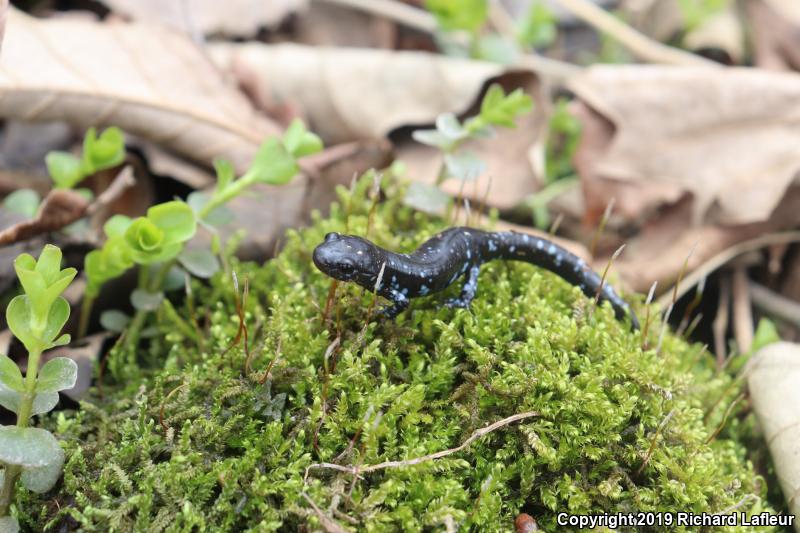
[589,198,615,259]
[705,392,745,444]
[731,267,754,354]
[159,382,189,432]
[683,312,703,339]
[259,337,283,384]
[635,409,675,476]
[594,243,625,306]
[322,280,339,325]
[305,411,538,477]
[750,281,800,329]
[547,212,564,236]
[713,275,731,368]
[677,277,706,336]
[640,281,657,351]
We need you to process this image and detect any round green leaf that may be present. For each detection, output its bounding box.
[100,310,131,333]
[0,354,23,392]
[178,248,220,279]
[2,188,41,218]
[40,297,71,348]
[103,214,133,238]
[36,357,78,393]
[46,151,84,189]
[131,289,164,312]
[0,426,62,467]
[147,201,197,245]
[0,385,59,416]
[0,515,20,533]
[246,138,298,186]
[7,296,38,353]
[21,445,65,493]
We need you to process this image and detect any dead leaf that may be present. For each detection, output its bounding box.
[748,0,800,72]
[295,2,397,49]
[609,185,800,293]
[621,0,683,42]
[99,0,307,36]
[683,5,744,62]
[747,342,800,522]
[0,167,135,246]
[570,65,800,226]
[208,42,504,144]
[0,9,279,174]
[133,141,215,189]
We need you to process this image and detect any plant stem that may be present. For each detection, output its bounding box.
[78,293,96,339]
[0,348,41,516]
[123,260,177,352]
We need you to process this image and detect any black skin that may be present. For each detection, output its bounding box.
[312,227,639,329]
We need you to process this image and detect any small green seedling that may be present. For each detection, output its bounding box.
[46,127,125,190]
[0,245,78,531]
[407,83,533,214]
[79,120,322,369]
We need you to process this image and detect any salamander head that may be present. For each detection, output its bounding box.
[313,232,383,287]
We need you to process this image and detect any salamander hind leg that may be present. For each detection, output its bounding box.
[445,265,481,309]
[380,291,410,319]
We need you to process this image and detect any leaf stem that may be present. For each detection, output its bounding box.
[0,347,41,516]
[78,293,96,339]
[123,260,177,353]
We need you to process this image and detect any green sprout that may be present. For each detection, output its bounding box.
[0,245,78,531]
[407,84,532,214]
[46,127,125,190]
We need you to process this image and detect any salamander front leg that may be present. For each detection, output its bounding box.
[445,265,481,309]
[380,291,410,319]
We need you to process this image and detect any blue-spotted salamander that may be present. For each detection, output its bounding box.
[312,227,639,329]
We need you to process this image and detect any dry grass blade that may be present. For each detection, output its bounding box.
[0,9,279,173]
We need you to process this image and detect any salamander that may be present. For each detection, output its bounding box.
[312,227,639,329]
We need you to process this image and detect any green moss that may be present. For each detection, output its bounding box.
[18,177,771,531]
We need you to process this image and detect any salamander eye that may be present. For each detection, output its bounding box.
[324,232,341,243]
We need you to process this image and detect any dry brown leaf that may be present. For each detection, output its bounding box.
[609,186,800,293]
[294,2,397,49]
[0,9,279,174]
[621,0,683,42]
[100,0,307,36]
[0,189,88,245]
[570,65,800,226]
[208,43,504,144]
[683,5,744,62]
[747,342,800,525]
[748,0,800,72]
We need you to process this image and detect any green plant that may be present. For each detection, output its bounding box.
[407,83,532,214]
[677,0,729,33]
[517,2,557,49]
[0,245,78,531]
[79,120,322,370]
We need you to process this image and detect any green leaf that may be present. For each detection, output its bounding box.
[21,445,65,493]
[444,151,486,181]
[403,182,451,215]
[82,127,125,173]
[100,310,131,333]
[8,296,71,353]
[131,289,164,312]
[517,2,557,49]
[85,236,134,295]
[36,357,78,393]
[752,318,780,353]
[245,138,299,186]
[282,119,323,158]
[425,0,488,33]
[0,385,59,416]
[178,247,220,279]
[474,34,518,64]
[104,214,133,238]
[0,426,62,467]
[46,151,84,189]
[2,189,41,218]
[0,354,23,392]
[213,158,236,192]
[477,84,533,128]
[411,129,453,149]
[188,192,234,227]
[0,515,20,533]
[13,245,76,328]
[147,201,197,245]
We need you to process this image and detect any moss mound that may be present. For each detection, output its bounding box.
[19,179,770,531]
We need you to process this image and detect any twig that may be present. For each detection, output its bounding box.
[656,231,800,308]
[712,275,731,368]
[705,392,745,444]
[300,492,351,533]
[556,0,716,66]
[86,165,136,215]
[635,409,675,476]
[731,267,753,354]
[594,243,625,306]
[305,411,537,478]
[547,212,564,236]
[750,281,800,329]
[313,0,581,81]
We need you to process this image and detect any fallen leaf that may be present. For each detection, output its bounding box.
[208,42,504,144]
[570,65,800,226]
[99,0,307,36]
[294,2,397,49]
[748,0,800,72]
[608,186,800,292]
[621,0,684,42]
[747,341,800,522]
[683,5,744,62]
[0,9,279,174]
